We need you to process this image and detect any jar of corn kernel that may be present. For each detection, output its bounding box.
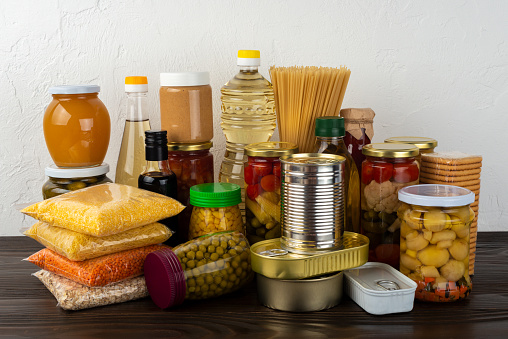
[189,183,244,239]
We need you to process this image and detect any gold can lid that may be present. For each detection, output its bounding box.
[384,136,438,150]
[362,143,419,158]
[280,153,345,164]
[245,142,298,157]
[168,142,213,151]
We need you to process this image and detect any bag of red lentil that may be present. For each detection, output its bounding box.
[27,244,168,287]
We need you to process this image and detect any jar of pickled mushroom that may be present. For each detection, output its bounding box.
[144,231,253,308]
[398,184,475,302]
[360,143,419,268]
[167,142,214,241]
[188,183,244,239]
[384,136,438,167]
[42,164,112,199]
[244,142,298,244]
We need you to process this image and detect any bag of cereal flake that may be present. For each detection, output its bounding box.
[24,221,172,261]
[21,183,185,237]
[34,270,148,311]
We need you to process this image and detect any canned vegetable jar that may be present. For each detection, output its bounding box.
[244,142,298,244]
[398,184,475,302]
[189,183,244,239]
[42,163,112,199]
[384,136,438,167]
[360,143,419,267]
[144,232,253,308]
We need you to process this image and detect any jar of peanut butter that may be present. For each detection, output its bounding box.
[159,72,213,143]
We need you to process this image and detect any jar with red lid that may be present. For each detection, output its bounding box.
[244,142,298,244]
[360,143,419,268]
[166,142,214,242]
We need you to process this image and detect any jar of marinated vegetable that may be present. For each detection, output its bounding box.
[360,143,419,268]
[398,184,475,302]
[144,231,253,308]
[244,142,298,244]
[189,183,244,239]
[167,142,214,241]
[384,136,438,167]
[42,164,112,199]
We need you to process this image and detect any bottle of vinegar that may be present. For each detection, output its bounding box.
[115,76,151,187]
[219,50,276,212]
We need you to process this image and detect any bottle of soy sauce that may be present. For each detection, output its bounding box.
[138,130,180,246]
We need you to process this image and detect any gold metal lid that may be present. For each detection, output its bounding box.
[384,136,438,150]
[250,232,369,280]
[362,143,419,158]
[168,142,213,151]
[280,153,345,164]
[245,142,299,157]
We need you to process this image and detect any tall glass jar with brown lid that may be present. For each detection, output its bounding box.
[360,143,419,268]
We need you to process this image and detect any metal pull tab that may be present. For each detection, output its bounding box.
[376,280,400,291]
[259,249,288,257]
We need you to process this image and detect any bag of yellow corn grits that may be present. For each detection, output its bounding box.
[21,183,185,237]
[24,221,172,261]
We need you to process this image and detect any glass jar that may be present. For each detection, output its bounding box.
[44,85,111,167]
[144,232,253,309]
[340,108,375,174]
[167,142,215,241]
[188,183,244,239]
[42,163,112,199]
[244,142,298,244]
[159,72,213,143]
[398,184,475,302]
[384,137,438,167]
[360,143,419,268]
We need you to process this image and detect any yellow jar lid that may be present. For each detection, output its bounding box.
[238,50,260,58]
[168,142,213,151]
[384,136,437,150]
[245,142,298,157]
[362,143,419,158]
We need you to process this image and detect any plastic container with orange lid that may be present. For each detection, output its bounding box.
[44,85,111,167]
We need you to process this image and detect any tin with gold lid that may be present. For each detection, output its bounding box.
[244,142,298,244]
[280,153,345,254]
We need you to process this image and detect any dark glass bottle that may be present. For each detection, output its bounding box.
[138,130,180,246]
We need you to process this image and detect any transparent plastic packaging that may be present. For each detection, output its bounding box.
[28,245,167,287]
[144,232,253,309]
[24,221,172,261]
[398,184,475,302]
[34,270,148,311]
[21,183,185,237]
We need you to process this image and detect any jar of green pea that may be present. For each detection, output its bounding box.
[42,163,112,199]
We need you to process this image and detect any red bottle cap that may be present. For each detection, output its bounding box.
[144,248,186,309]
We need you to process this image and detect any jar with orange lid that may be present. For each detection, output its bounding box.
[384,136,438,167]
[166,142,215,241]
[43,85,111,167]
[360,143,419,268]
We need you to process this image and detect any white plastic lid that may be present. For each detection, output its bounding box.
[237,50,261,67]
[398,184,475,207]
[125,84,148,92]
[49,85,100,94]
[160,72,209,86]
[45,163,110,178]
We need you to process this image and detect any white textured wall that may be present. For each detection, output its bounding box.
[1,0,507,235]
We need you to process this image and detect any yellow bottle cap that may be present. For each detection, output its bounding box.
[125,76,148,85]
[238,50,260,58]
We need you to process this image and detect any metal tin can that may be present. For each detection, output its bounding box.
[280,153,346,254]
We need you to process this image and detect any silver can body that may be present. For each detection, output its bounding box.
[280,153,345,254]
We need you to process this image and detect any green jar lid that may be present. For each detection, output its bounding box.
[190,183,242,208]
[315,116,345,137]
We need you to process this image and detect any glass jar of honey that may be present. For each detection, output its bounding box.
[44,85,111,167]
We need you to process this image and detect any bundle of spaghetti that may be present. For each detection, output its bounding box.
[270,66,351,152]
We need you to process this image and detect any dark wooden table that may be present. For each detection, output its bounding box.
[1,233,507,338]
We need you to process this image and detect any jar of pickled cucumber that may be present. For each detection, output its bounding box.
[188,183,244,239]
[244,142,298,244]
[384,136,438,167]
[144,231,253,308]
[42,163,112,199]
[398,184,475,302]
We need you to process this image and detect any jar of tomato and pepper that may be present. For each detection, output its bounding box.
[244,142,298,244]
[360,143,419,268]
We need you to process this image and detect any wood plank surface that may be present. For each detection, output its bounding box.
[0,233,507,338]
